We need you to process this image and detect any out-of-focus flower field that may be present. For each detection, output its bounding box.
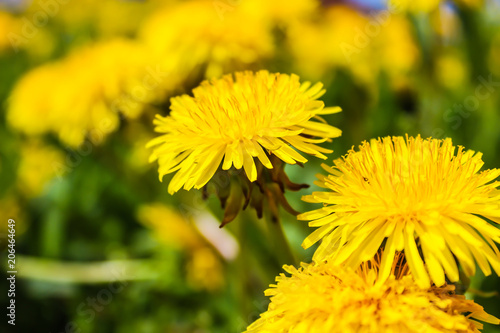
[1,0,500,332]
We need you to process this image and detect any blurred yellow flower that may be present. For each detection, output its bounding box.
[300,136,500,288]
[373,16,420,83]
[240,0,319,27]
[137,203,225,291]
[488,33,500,77]
[24,0,164,38]
[288,6,372,82]
[0,195,28,236]
[0,10,57,59]
[389,0,441,13]
[288,7,419,88]
[436,53,468,90]
[139,0,274,79]
[186,247,225,291]
[137,203,203,250]
[0,11,18,53]
[246,259,498,333]
[148,70,341,194]
[17,141,65,197]
[431,4,461,40]
[123,123,156,173]
[454,0,484,9]
[8,39,165,147]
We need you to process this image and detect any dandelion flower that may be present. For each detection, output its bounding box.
[287,7,419,86]
[148,70,341,225]
[140,0,274,79]
[17,141,65,197]
[0,11,19,53]
[36,0,160,38]
[389,0,441,13]
[300,136,500,288]
[240,0,319,27]
[137,203,225,291]
[7,39,168,147]
[0,195,27,236]
[287,6,371,82]
[245,258,499,333]
[148,70,341,193]
[137,203,204,250]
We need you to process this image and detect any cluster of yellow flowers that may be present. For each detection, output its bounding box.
[147,69,500,331]
[248,134,500,332]
[287,5,419,87]
[5,0,435,150]
[3,0,499,330]
[8,39,164,147]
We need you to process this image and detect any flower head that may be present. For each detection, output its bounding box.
[246,258,499,333]
[388,0,441,13]
[140,0,274,79]
[17,141,65,197]
[137,203,225,291]
[148,70,341,194]
[240,0,319,27]
[0,11,19,53]
[300,136,500,288]
[7,39,165,147]
[148,70,341,225]
[287,6,419,85]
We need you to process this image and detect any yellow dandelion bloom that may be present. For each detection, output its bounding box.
[17,141,65,197]
[137,203,203,250]
[300,136,500,288]
[8,39,166,147]
[287,6,373,82]
[148,70,341,195]
[488,33,500,77]
[246,259,499,333]
[0,11,19,53]
[373,16,420,83]
[7,63,60,137]
[137,203,225,291]
[53,0,162,37]
[454,0,484,9]
[288,7,420,89]
[0,10,56,59]
[0,195,28,236]
[389,0,441,13]
[436,53,468,90]
[139,0,274,79]
[186,246,225,291]
[240,0,319,27]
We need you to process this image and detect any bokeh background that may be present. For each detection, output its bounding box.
[1,0,500,332]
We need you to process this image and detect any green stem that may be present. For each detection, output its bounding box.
[226,212,252,324]
[267,214,297,268]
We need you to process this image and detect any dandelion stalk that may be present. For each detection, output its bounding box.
[265,210,297,267]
